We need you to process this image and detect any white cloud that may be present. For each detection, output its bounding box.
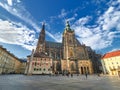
[109,48,120,52]
[72,0,120,50]
[73,22,113,49]
[0,2,40,32]
[108,0,120,6]
[46,31,62,42]
[73,16,91,26]
[98,6,120,31]
[53,32,62,42]
[0,19,37,50]
[58,9,67,18]
[17,0,21,3]
[65,13,77,22]
[50,8,78,24]
[66,17,75,22]
[0,0,60,43]
[7,0,13,6]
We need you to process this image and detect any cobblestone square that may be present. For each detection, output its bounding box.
[0,75,120,90]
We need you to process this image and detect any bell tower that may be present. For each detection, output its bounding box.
[62,21,76,60]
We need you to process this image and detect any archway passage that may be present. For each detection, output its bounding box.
[56,62,61,71]
[84,67,86,74]
[70,62,77,73]
[80,66,90,74]
[71,63,75,71]
[81,67,84,74]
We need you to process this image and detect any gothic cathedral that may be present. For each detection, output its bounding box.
[25,21,93,75]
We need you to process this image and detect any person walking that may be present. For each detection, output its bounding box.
[67,72,70,77]
[71,73,73,77]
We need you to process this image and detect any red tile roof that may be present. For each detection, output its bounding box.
[102,50,120,59]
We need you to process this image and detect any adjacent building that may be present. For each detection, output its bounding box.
[0,45,26,74]
[18,59,27,74]
[101,50,120,76]
[26,21,102,75]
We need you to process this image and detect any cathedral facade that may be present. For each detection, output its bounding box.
[25,22,94,75]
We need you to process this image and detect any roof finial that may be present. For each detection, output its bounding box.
[66,20,70,27]
[42,22,45,30]
[65,20,71,31]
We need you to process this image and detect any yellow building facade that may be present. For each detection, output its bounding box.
[101,50,120,76]
[19,60,27,74]
[0,45,23,74]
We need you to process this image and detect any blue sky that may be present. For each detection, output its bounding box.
[0,0,120,58]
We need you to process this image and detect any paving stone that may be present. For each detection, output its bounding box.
[0,75,120,90]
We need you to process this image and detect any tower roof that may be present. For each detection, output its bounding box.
[35,23,46,53]
[42,22,45,30]
[102,50,120,59]
[65,21,72,31]
[37,23,45,43]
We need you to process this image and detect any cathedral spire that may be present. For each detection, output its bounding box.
[38,22,45,43]
[35,23,45,53]
[42,22,45,30]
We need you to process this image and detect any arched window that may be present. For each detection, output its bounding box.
[70,48,73,57]
[81,67,84,74]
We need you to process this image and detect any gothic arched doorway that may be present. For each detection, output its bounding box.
[71,63,75,71]
[81,67,84,74]
[56,62,61,71]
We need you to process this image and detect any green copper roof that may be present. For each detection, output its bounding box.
[65,21,74,32]
[65,21,71,30]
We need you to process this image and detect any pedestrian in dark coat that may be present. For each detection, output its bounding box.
[71,73,73,77]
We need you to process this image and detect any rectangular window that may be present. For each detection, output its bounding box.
[32,62,34,65]
[39,68,41,71]
[43,68,46,71]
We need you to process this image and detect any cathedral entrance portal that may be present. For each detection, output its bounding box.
[80,66,90,74]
